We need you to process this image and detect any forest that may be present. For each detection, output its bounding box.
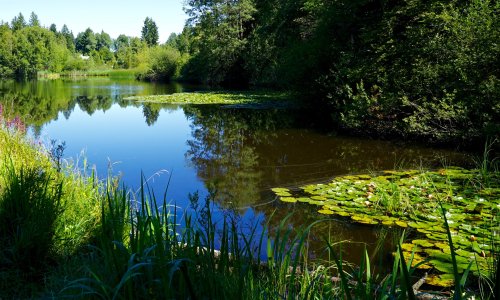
[1,0,499,143]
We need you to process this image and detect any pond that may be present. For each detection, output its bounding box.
[0,78,471,267]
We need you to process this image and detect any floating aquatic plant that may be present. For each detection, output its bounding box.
[124,91,294,108]
[271,167,500,287]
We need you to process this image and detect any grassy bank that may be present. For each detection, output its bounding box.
[0,121,499,298]
[36,69,138,80]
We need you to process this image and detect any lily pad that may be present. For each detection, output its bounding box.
[412,239,434,248]
[335,211,351,217]
[272,187,291,194]
[351,215,379,225]
[395,220,408,228]
[426,274,455,287]
[279,197,297,203]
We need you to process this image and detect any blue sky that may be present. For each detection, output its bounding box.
[0,0,187,42]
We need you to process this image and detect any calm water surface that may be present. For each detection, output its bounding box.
[0,78,471,265]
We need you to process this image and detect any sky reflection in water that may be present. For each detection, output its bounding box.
[0,78,471,262]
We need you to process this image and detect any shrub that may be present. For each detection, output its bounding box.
[135,46,181,82]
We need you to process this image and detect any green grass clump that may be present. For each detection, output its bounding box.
[0,164,63,293]
[0,127,101,298]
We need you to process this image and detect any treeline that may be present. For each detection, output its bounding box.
[1,1,498,142]
[0,12,181,81]
[169,0,499,142]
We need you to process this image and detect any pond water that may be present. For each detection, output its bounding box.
[0,78,471,267]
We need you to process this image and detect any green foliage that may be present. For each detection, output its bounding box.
[0,24,15,77]
[29,12,40,27]
[75,28,97,55]
[316,0,500,140]
[11,13,26,31]
[182,0,256,86]
[0,164,63,271]
[135,46,180,81]
[60,24,75,52]
[175,0,499,141]
[141,17,159,47]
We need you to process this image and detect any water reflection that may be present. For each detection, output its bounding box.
[183,105,470,209]
[0,78,182,127]
[0,78,473,266]
[184,106,293,208]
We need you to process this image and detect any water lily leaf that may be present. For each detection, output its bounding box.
[318,209,334,215]
[471,241,482,254]
[382,220,395,226]
[335,211,351,217]
[426,274,455,287]
[395,220,408,228]
[276,191,292,197]
[412,239,434,248]
[280,197,297,203]
[351,215,379,225]
[309,200,326,206]
[434,242,449,250]
[311,196,328,201]
[272,188,290,194]
[297,197,312,203]
[429,260,457,273]
[455,249,475,259]
[407,221,427,229]
[401,243,420,252]
[401,250,431,269]
[426,233,448,241]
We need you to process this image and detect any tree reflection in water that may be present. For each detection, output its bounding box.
[184,105,294,209]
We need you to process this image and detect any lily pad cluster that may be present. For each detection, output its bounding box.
[124,91,292,107]
[271,168,500,287]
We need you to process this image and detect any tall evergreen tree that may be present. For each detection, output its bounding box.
[75,28,96,55]
[95,30,112,50]
[141,17,159,46]
[29,12,40,27]
[61,24,75,52]
[11,13,26,31]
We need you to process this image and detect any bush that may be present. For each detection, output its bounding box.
[135,46,181,82]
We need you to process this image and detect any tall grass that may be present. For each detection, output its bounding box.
[60,180,340,299]
[0,163,63,297]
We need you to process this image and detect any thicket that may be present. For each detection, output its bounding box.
[171,0,499,142]
[1,1,498,141]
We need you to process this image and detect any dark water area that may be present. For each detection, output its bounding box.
[0,78,472,265]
